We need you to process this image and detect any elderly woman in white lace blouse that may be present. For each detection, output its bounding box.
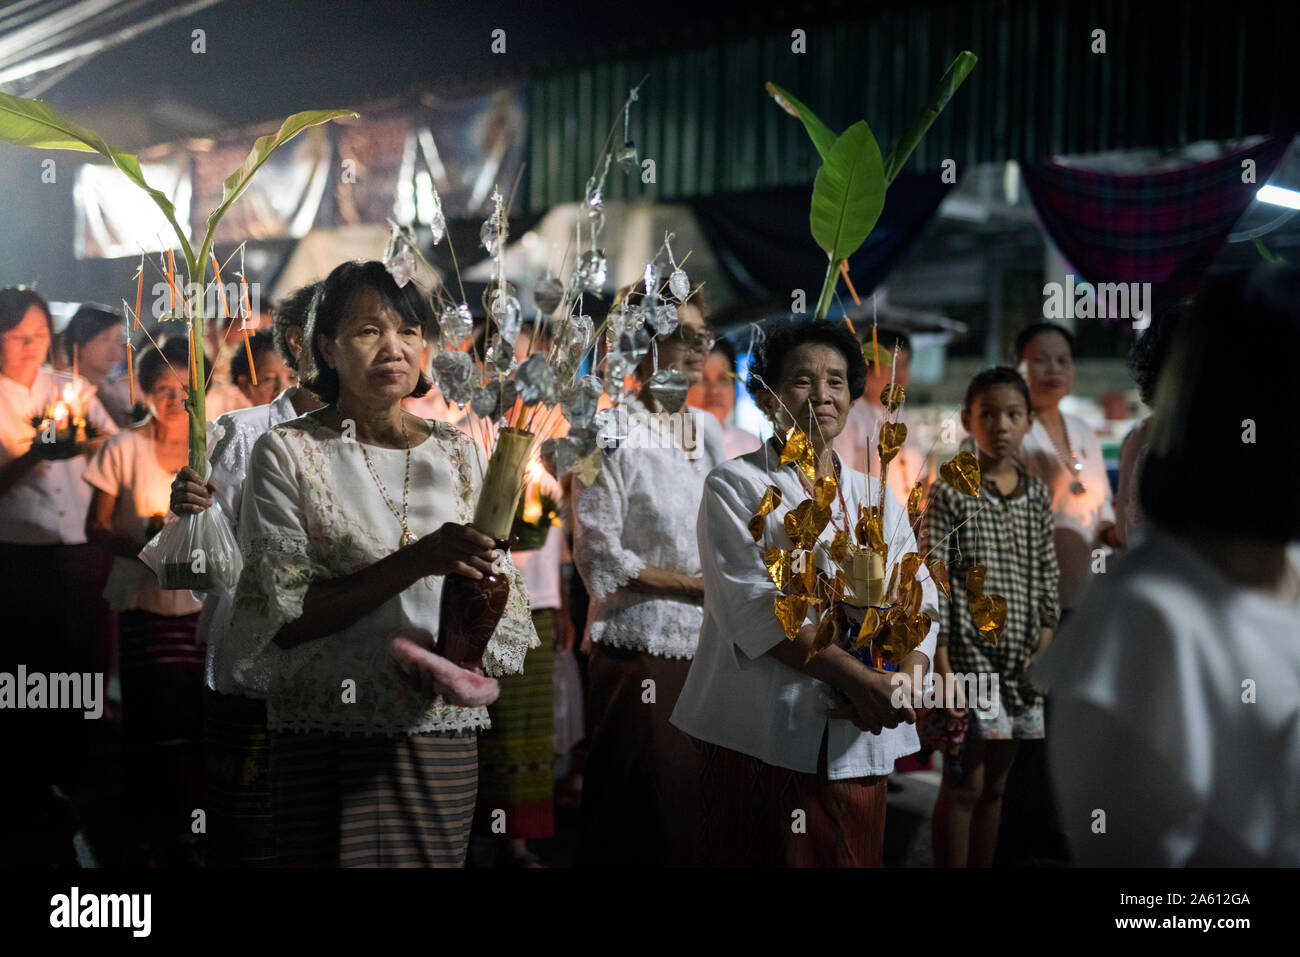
[573,281,724,867]
[229,261,537,868]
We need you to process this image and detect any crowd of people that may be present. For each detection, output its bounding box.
[1,259,1296,868]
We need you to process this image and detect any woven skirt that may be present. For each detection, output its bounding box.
[697,736,889,868]
[118,609,204,866]
[578,642,700,867]
[271,730,478,868]
[203,689,273,867]
[475,608,556,840]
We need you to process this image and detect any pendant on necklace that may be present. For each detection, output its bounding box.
[400,528,418,548]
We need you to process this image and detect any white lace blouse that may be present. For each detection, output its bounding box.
[572,395,725,660]
[229,413,539,737]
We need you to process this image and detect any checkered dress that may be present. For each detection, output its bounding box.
[919,470,1060,717]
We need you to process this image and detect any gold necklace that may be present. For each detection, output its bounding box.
[356,412,417,549]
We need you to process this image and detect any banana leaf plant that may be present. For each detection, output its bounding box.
[767,50,978,319]
[0,92,356,468]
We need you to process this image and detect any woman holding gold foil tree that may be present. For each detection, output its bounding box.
[672,319,939,867]
[228,261,538,867]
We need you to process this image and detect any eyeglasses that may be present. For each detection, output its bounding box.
[672,329,716,353]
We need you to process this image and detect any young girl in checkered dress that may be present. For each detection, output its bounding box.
[920,367,1060,868]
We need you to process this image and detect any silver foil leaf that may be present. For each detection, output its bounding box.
[514,353,557,406]
[470,383,499,419]
[383,220,417,288]
[560,375,602,430]
[432,350,473,406]
[534,277,565,315]
[490,290,523,345]
[480,218,501,256]
[565,313,594,359]
[616,326,651,365]
[576,250,607,293]
[669,267,690,302]
[541,437,577,480]
[644,301,679,336]
[647,368,690,413]
[617,141,639,174]
[439,303,473,347]
[485,335,517,375]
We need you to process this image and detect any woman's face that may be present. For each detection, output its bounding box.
[148,380,188,426]
[238,349,294,407]
[687,350,735,425]
[1019,330,1074,409]
[319,285,425,406]
[81,324,125,379]
[759,342,851,446]
[652,303,710,387]
[961,383,1032,461]
[0,307,51,380]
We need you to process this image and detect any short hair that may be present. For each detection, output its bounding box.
[863,328,911,369]
[1140,265,1300,542]
[0,287,53,338]
[1128,301,1190,406]
[137,336,194,395]
[230,330,277,386]
[710,336,738,375]
[63,303,122,356]
[272,282,321,372]
[746,318,868,403]
[302,260,434,404]
[1013,322,1075,363]
[963,366,1031,413]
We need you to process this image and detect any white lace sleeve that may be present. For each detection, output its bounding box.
[572,453,646,600]
[229,428,326,691]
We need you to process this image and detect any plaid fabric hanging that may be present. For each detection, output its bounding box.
[1021,135,1293,317]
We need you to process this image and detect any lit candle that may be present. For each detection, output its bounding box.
[522,461,544,523]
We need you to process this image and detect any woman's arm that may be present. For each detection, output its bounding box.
[84,488,145,560]
[623,564,703,599]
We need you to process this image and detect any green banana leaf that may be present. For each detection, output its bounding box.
[810,120,885,262]
[881,51,978,186]
[765,81,837,160]
[0,90,192,262]
[198,108,357,266]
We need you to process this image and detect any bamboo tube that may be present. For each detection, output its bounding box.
[472,427,535,540]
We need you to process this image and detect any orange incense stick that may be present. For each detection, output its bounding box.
[127,347,135,405]
[167,249,177,314]
[837,260,858,335]
[134,256,143,331]
[211,253,230,318]
[238,269,256,384]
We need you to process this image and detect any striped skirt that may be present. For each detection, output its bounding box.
[697,735,889,868]
[271,730,478,868]
[475,608,556,840]
[203,690,273,867]
[118,609,204,867]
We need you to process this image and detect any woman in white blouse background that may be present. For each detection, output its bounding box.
[0,287,118,866]
[229,260,538,867]
[1013,322,1117,611]
[671,319,938,867]
[573,281,724,867]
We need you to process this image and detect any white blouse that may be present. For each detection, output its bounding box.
[572,395,725,659]
[1033,529,1300,866]
[671,440,940,779]
[82,426,202,617]
[1017,413,1116,608]
[0,367,119,545]
[199,389,299,697]
[229,413,539,736]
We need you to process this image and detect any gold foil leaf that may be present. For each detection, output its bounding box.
[939,450,981,497]
[780,428,816,483]
[966,563,987,601]
[878,621,913,668]
[774,594,809,641]
[792,549,818,596]
[784,500,831,549]
[902,578,924,619]
[910,611,932,644]
[880,384,905,412]
[877,421,908,466]
[854,607,883,649]
[970,594,1007,643]
[830,529,848,564]
[812,475,838,509]
[820,571,845,603]
[764,546,791,590]
[899,552,922,589]
[885,558,899,604]
[927,557,952,600]
[906,481,924,526]
[757,485,782,516]
[748,512,766,542]
[855,505,887,556]
[806,608,840,663]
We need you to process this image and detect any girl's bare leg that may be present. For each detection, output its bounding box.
[968,739,1019,868]
[932,735,985,868]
